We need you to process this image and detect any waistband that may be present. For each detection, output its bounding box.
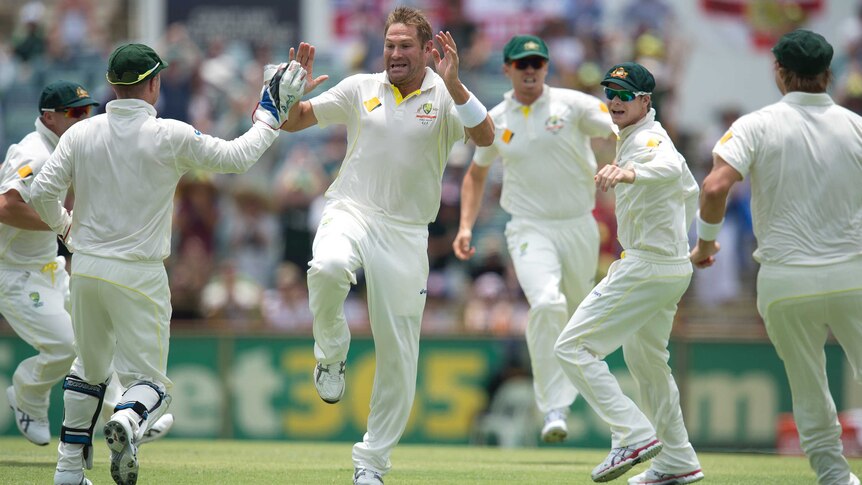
[622,249,691,265]
[327,199,429,232]
[510,211,595,227]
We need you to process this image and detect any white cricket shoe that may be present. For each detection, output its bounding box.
[104,412,140,485]
[591,437,663,482]
[6,385,50,445]
[314,361,346,404]
[138,413,174,445]
[627,467,704,485]
[354,467,384,484]
[54,469,92,485]
[541,408,568,443]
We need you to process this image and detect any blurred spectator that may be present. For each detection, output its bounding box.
[200,259,263,326]
[463,272,528,336]
[261,262,313,332]
[11,1,46,62]
[220,186,282,288]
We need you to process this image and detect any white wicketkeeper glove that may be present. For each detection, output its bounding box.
[253,60,307,129]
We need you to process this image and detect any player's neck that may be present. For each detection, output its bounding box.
[513,89,541,106]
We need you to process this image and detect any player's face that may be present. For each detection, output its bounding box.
[504,56,548,98]
[44,105,93,136]
[604,82,650,130]
[384,23,431,90]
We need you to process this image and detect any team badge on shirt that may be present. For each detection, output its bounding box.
[545,115,564,134]
[502,129,514,144]
[29,292,44,308]
[415,102,438,125]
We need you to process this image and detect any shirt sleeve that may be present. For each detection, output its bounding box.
[172,120,278,174]
[30,135,73,234]
[577,94,616,138]
[309,76,357,128]
[712,113,758,180]
[626,134,683,185]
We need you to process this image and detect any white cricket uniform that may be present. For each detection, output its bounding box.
[0,118,74,418]
[29,99,278,394]
[555,109,701,474]
[714,91,862,485]
[306,67,465,474]
[473,85,615,414]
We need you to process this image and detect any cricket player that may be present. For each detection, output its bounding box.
[692,30,862,485]
[281,7,494,484]
[453,34,616,443]
[0,81,173,450]
[28,43,307,485]
[554,62,704,484]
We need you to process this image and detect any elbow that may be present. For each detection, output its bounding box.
[473,127,495,147]
[701,176,732,204]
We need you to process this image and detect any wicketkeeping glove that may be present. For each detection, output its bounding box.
[253,60,308,129]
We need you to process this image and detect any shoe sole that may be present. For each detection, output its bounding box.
[104,420,138,485]
[631,470,704,485]
[592,440,663,483]
[541,425,568,443]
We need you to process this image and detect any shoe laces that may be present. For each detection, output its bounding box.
[317,362,345,381]
[544,409,566,424]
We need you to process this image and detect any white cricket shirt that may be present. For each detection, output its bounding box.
[311,67,465,225]
[0,118,63,266]
[474,85,615,219]
[30,99,278,262]
[615,109,698,259]
[713,91,862,266]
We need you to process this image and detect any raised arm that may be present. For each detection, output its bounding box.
[281,42,329,132]
[433,31,494,146]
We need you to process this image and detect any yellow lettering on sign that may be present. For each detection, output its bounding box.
[423,352,487,439]
[282,352,345,436]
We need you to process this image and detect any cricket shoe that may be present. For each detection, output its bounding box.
[54,469,93,485]
[314,361,346,404]
[354,467,384,484]
[6,385,50,445]
[591,438,663,482]
[138,413,174,445]
[104,412,140,485]
[627,467,704,485]
[541,408,568,443]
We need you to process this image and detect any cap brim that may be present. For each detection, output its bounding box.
[507,51,550,61]
[601,77,640,91]
[64,97,100,108]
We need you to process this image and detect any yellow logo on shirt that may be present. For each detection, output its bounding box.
[599,102,609,113]
[415,102,438,125]
[646,138,661,148]
[502,129,514,144]
[17,164,33,179]
[363,97,381,112]
[719,130,733,144]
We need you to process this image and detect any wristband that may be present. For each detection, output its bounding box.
[696,210,724,241]
[455,93,487,128]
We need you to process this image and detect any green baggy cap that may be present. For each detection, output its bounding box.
[39,80,99,113]
[772,29,833,76]
[106,43,168,85]
[600,62,656,93]
[503,35,550,62]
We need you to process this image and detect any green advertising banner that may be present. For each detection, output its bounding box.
[1,334,859,450]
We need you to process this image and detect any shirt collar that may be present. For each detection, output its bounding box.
[34,117,60,150]
[781,91,834,107]
[382,67,438,92]
[106,98,158,117]
[619,108,656,140]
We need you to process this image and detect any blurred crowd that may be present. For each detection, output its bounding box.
[1,0,859,336]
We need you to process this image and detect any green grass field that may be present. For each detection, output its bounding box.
[2,437,860,484]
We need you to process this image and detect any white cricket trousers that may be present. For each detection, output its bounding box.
[758,257,862,485]
[505,213,599,414]
[307,200,428,475]
[68,254,172,391]
[0,258,74,417]
[555,251,701,474]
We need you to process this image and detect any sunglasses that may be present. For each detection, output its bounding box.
[511,57,547,70]
[604,88,649,102]
[42,105,92,118]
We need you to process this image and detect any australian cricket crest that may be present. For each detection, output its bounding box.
[29,291,44,308]
[416,102,438,126]
[545,115,565,134]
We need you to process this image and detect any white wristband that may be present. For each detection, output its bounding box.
[696,210,724,242]
[455,93,487,128]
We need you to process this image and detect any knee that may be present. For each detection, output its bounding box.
[531,291,568,317]
[555,336,593,365]
[308,254,353,283]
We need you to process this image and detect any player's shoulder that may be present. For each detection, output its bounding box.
[487,98,508,119]
[630,122,671,149]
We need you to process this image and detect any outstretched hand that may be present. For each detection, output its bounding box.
[290,42,329,95]
[432,31,460,85]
